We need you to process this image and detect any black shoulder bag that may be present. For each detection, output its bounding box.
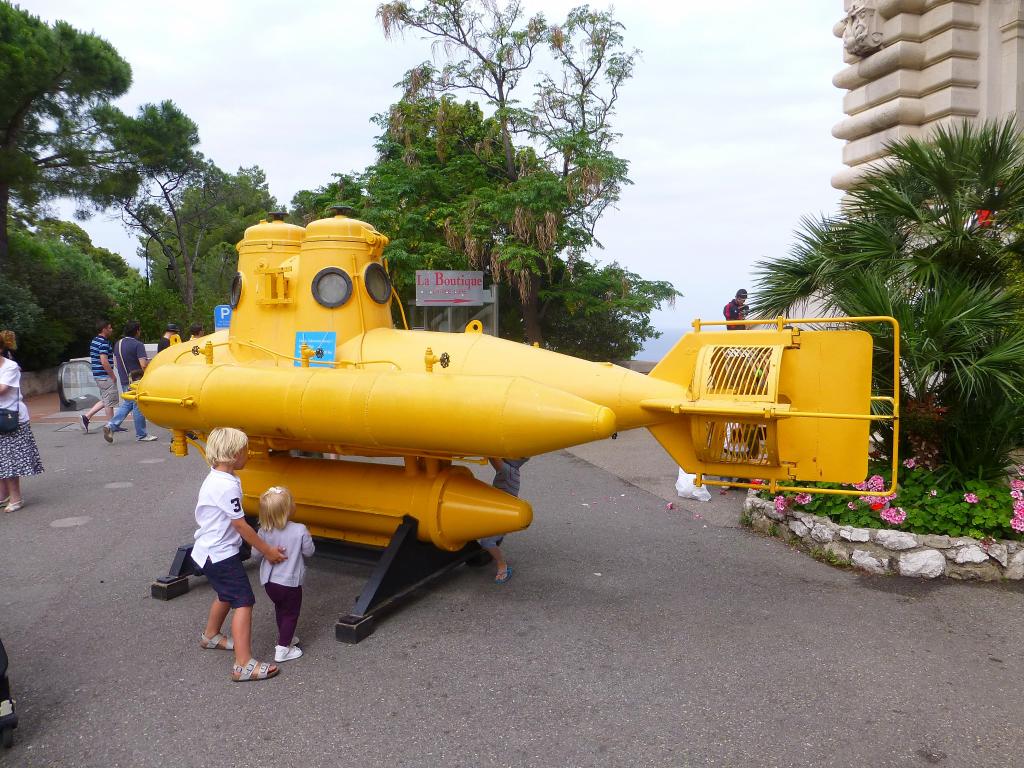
[0,380,21,433]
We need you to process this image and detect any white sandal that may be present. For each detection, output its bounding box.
[232,658,279,682]
[199,632,233,651]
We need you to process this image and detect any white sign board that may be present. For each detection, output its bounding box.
[415,270,485,306]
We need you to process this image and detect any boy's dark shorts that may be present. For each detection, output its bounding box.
[199,554,255,608]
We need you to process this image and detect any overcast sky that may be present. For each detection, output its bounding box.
[21,0,845,354]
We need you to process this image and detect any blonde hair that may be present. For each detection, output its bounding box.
[206,427,248,466]
[0,331,16,352]
[259,486,294,531]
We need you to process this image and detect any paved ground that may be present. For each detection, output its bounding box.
[2,397,1024,767]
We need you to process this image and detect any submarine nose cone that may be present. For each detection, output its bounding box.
[594,406,616,440]
[437,474,533,545]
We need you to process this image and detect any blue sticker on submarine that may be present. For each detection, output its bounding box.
[294,331,337,368]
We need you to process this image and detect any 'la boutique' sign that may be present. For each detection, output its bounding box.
[415,270,485,306]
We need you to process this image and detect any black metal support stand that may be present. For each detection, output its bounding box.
[151,545,200,600]
[335,516,483,644]
[150,542,251,600]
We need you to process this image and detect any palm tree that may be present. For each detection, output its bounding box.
[754,119,1024,482]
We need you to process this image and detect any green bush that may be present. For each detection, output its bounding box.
[5,228,120,370]
[762,462,1024,541]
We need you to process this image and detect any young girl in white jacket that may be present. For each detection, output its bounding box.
[255,486,315,662]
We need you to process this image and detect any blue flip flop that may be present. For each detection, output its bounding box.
[495,565,513,584]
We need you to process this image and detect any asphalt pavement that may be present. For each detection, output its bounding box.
[2,399,1024,767]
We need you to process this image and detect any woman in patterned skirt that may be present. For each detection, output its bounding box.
[0,331,43,512]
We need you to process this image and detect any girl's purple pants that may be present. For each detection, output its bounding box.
[264,582,302,646]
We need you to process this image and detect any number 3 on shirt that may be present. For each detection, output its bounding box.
[230,497,242,514]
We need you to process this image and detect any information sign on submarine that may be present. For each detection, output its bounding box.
[293,332,336,368]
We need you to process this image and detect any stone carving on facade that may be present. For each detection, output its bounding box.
[841,1,884,58]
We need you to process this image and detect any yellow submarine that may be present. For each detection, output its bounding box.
[140,206,897,640]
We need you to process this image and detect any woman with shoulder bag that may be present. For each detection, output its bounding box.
[0,331,44,512]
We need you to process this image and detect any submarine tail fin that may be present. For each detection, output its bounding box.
[641,324,884,491]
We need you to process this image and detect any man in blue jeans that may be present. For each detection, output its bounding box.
[103,320,159,443]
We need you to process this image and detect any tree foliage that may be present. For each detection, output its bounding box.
[0,3,132,264]
[99,102,277,314]
[754,119,1024,481]
[292,92,676,359]
[0,224,136,370]
[375,0,645,343]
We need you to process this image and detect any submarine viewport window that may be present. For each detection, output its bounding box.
[229,272,243,308]
[312,267,353,308]
[364,263,391,304]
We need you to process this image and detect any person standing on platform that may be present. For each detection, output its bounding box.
[724,289,749,330]
[80,320,117,433]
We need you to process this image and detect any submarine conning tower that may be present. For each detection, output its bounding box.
[230,206,392,366]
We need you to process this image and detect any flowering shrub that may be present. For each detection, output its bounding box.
[757,462,1024,540]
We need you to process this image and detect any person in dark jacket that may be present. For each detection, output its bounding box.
[724,289,749,330]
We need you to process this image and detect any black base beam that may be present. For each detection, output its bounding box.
[336,516,482,643]
[150,542,252,600]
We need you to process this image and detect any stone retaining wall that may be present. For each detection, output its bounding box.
[744,491,1023,581]
[20,367,58,398]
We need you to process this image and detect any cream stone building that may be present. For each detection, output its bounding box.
[833,0,1024,190]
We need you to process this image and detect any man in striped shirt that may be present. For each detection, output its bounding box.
[80,320,117,433]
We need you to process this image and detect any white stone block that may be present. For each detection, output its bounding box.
[987,543,1009,567]
[875,530,918,551]
[810,524,835,543]
[839,526,871,542]
[954,545,988,564]
[789,520,809,538]
[898,550,945,579]
[852,549,889,574]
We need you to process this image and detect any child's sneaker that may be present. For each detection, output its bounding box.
[275,644,303,662]
[80,414,90,433]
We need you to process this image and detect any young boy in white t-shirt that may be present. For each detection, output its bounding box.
[191,427,286,682]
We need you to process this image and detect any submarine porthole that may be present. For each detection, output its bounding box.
[229,272,242,308]
[364,263,391,304]
[312,267,353,308]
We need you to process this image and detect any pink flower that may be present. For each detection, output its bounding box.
[1013,514,1024,533]
[964,493,979,504]
[847,501,857,510]
[1015,499,1024,514]
[774,495,787,512]
[880,506,906,525]
[867,475,885,492]
[902,457,917,469]
[929,489,938,497]
[795,493,812,505]
[1011,479,1024,491]
[1012,490,1023,501]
